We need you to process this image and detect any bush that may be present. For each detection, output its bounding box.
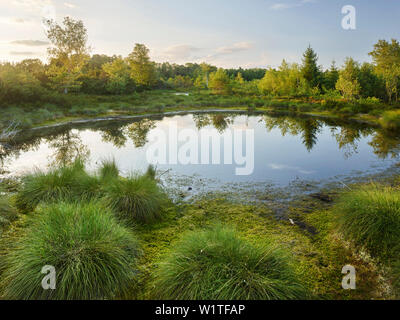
[15,160,100,212]
[380,110,400,131]
[152,226,307,300]
[334,184,400,259]
[0,202,140,300]
[103,175,167,223]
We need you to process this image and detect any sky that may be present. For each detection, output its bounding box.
[0,0,399,69]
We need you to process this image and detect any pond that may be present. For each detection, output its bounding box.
[1,112,400,192]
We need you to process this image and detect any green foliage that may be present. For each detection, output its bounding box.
[301,45,322,88]
[1,201,141,300]
[369,39,400,103]
[209,69,231,94]
[127,44,157,88]
[152,226,308,300]
[103,175,168,223]
[335,58,361,100]
[334,184,400,259]
[102,57,132,94]
[45,17,90,93]
[259,60,309,97]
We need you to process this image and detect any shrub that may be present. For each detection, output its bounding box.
[15,160,100,212]
[380,110,400,131]
[334,184,400,259]
[103,175,167,223]
[0,201,141,300]
[152,226,307,300]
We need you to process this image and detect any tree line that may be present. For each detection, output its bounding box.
[1,17,400,108]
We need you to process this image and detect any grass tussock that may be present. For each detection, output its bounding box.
[0,193,18,229]
[334,183,400,259]
[99,159,119,180]
[104,175,168,223]
[0,201,141,300]
[152,226,308,300]
[15,160,100,213]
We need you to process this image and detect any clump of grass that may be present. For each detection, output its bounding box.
[15,160,100,212]
[0,192,18,229]
[99,159,119,180]
[334,184,400,259]
[152,226,308,300]
[145,165,156,180]
[0,201,141,300]
[380,110,400,131]
[103,175,167,223]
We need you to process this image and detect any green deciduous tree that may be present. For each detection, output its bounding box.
[127,44,157,88]
[369,39,400,103]
[336,58,361,100]
[102,57,132,94]
[45,17,90,93]
[209,68,231,94]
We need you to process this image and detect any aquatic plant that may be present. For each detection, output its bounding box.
[152,226,308,300]
[1,201,141,300]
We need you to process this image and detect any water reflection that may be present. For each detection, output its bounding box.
[1,112,400,184]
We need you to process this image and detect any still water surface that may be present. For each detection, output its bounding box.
[1,112,400,187]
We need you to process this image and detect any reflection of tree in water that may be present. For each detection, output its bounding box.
[0,135,42,172]
[264,116,302,136]
[331,126,373,159]
[192,114,235,133]
[264,116,321,151]
[46,130,90,166]
[192,114,211,130]
[300,119,321,152]
[211,114,233,133]
[100,125,127,148]
[369,130,400,159]
[125,119,156,148]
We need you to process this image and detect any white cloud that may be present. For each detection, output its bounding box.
[11,0,52,8]
[216,42,253,54]
[64,2,77,9]
[0,17,34,25]
[270,0,317,11]
[11,40,49,46]
[162,45,201,61]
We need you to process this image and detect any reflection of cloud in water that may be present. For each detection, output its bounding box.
[268,163,315,175]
